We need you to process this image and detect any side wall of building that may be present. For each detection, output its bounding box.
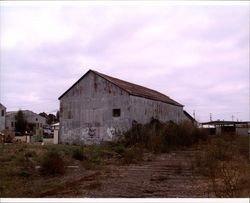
[0,105,6,132]
[5,113,16,131]
[236,123,250,136]
[59,72,132,145]
[25,111,46,128]
[129,95,185,124]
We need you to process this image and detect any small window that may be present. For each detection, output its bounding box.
[1,110,4,117]
[11,122,14,127]
[36,118,38,121]
[113,109,121,117]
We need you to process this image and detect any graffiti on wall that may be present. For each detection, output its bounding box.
[88,127,96,137]
[81,127,97,138]
[107,127,115,139]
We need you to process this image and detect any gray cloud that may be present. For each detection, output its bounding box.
[0,3,249,121]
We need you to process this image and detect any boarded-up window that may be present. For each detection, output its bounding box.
[1,110,4,116]
[113,109,121,117]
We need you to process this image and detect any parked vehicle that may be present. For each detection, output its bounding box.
[43,126,53,138]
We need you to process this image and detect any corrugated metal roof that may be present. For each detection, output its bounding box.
[93,70,183,106]
[202,121,250,125]
[59,69,183,107]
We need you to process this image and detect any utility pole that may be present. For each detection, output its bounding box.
[210,113,212,121]
[193,110,196,120]
[232,115,234,121]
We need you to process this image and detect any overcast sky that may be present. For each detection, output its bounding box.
[0,1,249,122]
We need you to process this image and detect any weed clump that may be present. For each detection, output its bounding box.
[123,119,208,153]
[193,135,249,197]
[72,147,86,161]
[40,150,65,175]
[121,144,144,164]
[112,143,126,155]
[24,150,37,158]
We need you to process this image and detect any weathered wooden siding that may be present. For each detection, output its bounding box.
[59,71,131,145]
[129,96,184,124]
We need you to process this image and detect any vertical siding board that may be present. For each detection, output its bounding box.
[129,95,184,124]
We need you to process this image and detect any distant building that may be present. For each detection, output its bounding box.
[59,69,186,145]
[5,110,46,134]
[201,120,250,136]
[235,122,250,136]
[0,103,6,132]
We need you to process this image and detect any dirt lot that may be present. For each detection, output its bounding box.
[0,135,249,198]
[39,149,212,198]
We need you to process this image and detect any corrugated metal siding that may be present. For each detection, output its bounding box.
[59,71,185,145]
[59,71,131,145]
[129,95,184,124]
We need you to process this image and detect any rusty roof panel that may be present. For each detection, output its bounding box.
[59,69,183,107]
[93,70,183,107]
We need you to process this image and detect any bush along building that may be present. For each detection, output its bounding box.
[58,69,189,145]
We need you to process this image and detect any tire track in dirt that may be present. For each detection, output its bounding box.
[39,171,101,197]
[41,149,213,197]
[94,150,211,198]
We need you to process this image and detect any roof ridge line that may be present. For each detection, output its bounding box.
[59,69,183,107]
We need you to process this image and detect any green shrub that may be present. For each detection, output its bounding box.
[72,147,86,161]
[40,150,65,175]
